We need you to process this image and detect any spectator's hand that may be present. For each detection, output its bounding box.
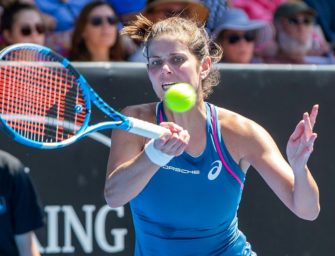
[286,104,318,171]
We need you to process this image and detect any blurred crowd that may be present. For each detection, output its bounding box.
[0,0,334,64]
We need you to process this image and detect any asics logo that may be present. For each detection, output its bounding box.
[208,160,223,180]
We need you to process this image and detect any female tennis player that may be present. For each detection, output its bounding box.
[104,14,320,255]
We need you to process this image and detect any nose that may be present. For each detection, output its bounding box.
[161,62,172,74]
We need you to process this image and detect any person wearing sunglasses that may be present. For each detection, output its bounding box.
[262,1,334,64]
[128,0,209,62]
[212,8,267,64]
[0,2,46,48]
[68,1,126,62]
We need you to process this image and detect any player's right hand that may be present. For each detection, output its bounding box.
[155,122,190,156]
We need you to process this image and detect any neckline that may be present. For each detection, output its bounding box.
[157,101,212,160]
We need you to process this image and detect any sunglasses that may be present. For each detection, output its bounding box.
[224,31,256,45]
[89,15,119,26]
[287,17,314,26]
[20,24,46,36]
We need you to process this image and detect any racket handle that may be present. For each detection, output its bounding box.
[127,117,169,139]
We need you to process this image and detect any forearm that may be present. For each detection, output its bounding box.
[104,151,160,208]
[292,166,320,220]
[15,232,41,256]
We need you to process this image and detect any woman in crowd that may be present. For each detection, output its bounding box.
[68,0,126,61]
[212,8,267,63]
[0,1,46,47]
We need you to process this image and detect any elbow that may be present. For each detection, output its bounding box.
[296,205,321,221]
[104,187,125,209]
[306,206,321,221]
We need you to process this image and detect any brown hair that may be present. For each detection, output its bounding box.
[69,1,125,61]
[122,14,222,98]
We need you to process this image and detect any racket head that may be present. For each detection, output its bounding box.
[0,43,92,149]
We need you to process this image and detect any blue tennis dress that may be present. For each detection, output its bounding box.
[130,102,255,255]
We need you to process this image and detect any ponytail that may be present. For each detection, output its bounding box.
[121,14,153,42]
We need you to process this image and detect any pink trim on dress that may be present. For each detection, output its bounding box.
[210,105,244,189]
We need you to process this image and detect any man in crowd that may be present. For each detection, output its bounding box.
[262,1,334,64]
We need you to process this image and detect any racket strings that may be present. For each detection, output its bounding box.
[0,49,87,143]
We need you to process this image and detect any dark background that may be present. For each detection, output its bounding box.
[1,63,333,255]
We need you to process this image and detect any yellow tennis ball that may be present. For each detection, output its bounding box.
[164,83,196,113]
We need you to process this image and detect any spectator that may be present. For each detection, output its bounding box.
[0,150,45,256]
[0,1,46,47]
[201,0,230,34]
[128,0,209,62]
[303,0,335,53]
[68,1,126,62]
[262,1,334,64]
[232,0,285,22]
[34,0,90,32]
[143,0,208,23]
[107,0,145,25]
[230,0,284,53]
[33,0,91,57]
[18,0,56,31]
[212,8,267,63]
[35,0,145,31]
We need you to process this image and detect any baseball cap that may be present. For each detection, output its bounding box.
[274,1,317,20]
[143,0,208,23]
[212,8,266,40]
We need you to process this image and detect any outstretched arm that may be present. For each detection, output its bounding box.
[105,111,189,208]
[286,104,320,219]
[244,105,320,220]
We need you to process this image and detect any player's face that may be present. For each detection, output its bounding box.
[147,35,202,99]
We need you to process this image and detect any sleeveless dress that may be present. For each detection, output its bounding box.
[130,102,255,255]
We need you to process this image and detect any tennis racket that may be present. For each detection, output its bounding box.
[0,43,168,149]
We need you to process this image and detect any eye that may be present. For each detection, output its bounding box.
[149,59,162,67]
[171,56,185,64]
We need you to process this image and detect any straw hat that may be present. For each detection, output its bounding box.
[143,0,208,23]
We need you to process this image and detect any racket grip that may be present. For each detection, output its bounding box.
[127,117,169,139]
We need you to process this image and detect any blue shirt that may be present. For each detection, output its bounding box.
[130,103,254,255]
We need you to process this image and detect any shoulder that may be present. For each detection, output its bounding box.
[215,106,273,157]
[0,150,24,176]
[121,102,158,123]
[216,107,263,137]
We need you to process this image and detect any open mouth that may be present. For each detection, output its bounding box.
[162,82,178,91]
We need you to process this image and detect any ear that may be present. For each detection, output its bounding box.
[200,56,211,80]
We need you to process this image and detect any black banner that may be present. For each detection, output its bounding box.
[1,63,333,255]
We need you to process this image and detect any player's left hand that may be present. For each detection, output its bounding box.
[286,104,318,171]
